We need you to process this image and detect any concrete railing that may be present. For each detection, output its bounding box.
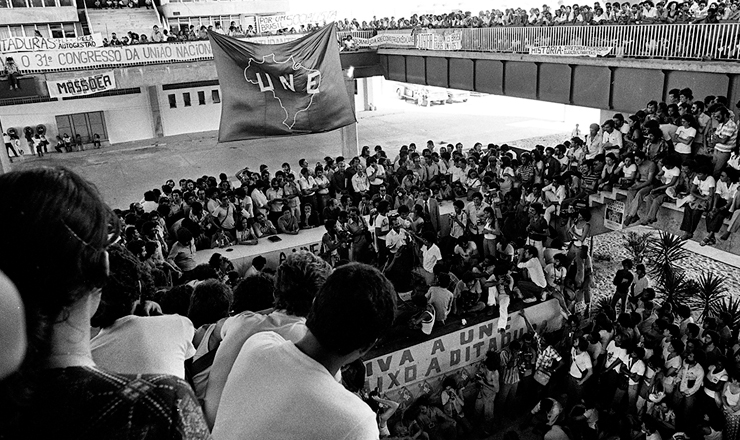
[460,23,740,60]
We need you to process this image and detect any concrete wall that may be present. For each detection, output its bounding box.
[158,84,221,136]
[160,0,287,18]
[0,91,153,145]
[0,6,77,25]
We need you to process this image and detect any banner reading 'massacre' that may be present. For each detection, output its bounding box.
[208,24,356,142]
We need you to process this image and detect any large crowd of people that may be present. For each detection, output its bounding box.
[337,0,739,30]
[1,78,740,440]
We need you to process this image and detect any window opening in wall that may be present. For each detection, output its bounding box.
[168,94,176,108]
[211,90,220,103]
[183,92,191,107]
[198,91,205,105]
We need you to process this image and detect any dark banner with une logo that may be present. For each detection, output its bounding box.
[208,24,356,142]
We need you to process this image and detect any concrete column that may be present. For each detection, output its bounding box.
[340,123,358,159]
[362,77,377,111]
[147,86,164,138]
[0,118,12,175]
[342,74,359,159]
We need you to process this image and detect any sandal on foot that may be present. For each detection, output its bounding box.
[680,233,693,241]
[701,236,716,246]
[721,232,731,241]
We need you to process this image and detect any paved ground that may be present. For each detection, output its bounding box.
[8,91,592,209]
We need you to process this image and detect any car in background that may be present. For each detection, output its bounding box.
[396,85,449,106]
[446,89,470,103]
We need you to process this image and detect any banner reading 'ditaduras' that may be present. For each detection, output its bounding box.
[208,24,356,142]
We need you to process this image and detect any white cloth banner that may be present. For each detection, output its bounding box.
[353,32,414,48]
[1,41,213,73]
[257,11,337,33]
[414,29,462,51]
[0,34,104,53]
[47,70,116,98]
[528,45,613,57]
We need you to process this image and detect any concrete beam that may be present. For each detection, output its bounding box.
[378,48,740,75]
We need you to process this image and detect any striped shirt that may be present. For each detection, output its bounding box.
[500,348,521,384]
[715,119,738,153]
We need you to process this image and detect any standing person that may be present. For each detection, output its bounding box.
[347,207,371,263]
[526,203,548,267]
[611,259,634,312]
[475,352,500,436]
[498,341,522,419]
[0,167,211,439]
[204,251,331,427]
[568,337,594,408]
[3,131,18,158]
[415,231,442,286]
[566,208,591,290]
[674,350,705,432]
[624,347,646,415]
[722,369,740,440]
[212,263,396,440]
[709,105,738,176]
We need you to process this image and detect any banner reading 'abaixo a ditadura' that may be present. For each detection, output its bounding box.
[364,300,563,399]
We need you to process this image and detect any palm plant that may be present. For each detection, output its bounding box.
[691,273,728,322]
[711,296,740,337]
[645,231,690,285]
[622,231,651,265]
[657,270,695,311]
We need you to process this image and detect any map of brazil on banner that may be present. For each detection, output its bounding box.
[208,24,356,142]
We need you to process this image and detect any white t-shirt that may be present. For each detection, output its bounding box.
[625,357,646,386]
[716,180,739,203]
[604,340,628,373]
[693,175,716,196]
[204,311,307,426]
[674,126,696,154]
[622,163,638,180]
[569,350,593,379]
[422,244,442,273]
[518,258,546,288]
[91,314,195,379]
[660,166,681,185]
[212,332,379,440]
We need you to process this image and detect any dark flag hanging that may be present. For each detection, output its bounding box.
[208,24,356,142]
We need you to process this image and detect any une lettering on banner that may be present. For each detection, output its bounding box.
[364,300,563,395]
[208,24,356,141]
[528,45,613,57]
[47,70,116,98]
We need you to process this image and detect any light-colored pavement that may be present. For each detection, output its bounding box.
[9,92,595,209]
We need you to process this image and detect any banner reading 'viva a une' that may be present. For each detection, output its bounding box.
[208,24,356,142]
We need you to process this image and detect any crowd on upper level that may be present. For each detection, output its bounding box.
[337,0,740,30]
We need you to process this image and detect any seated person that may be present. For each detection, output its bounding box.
[277,205,299,235]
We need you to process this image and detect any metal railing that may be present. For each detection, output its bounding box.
[460,23,740,60]
[337,30,375,40]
